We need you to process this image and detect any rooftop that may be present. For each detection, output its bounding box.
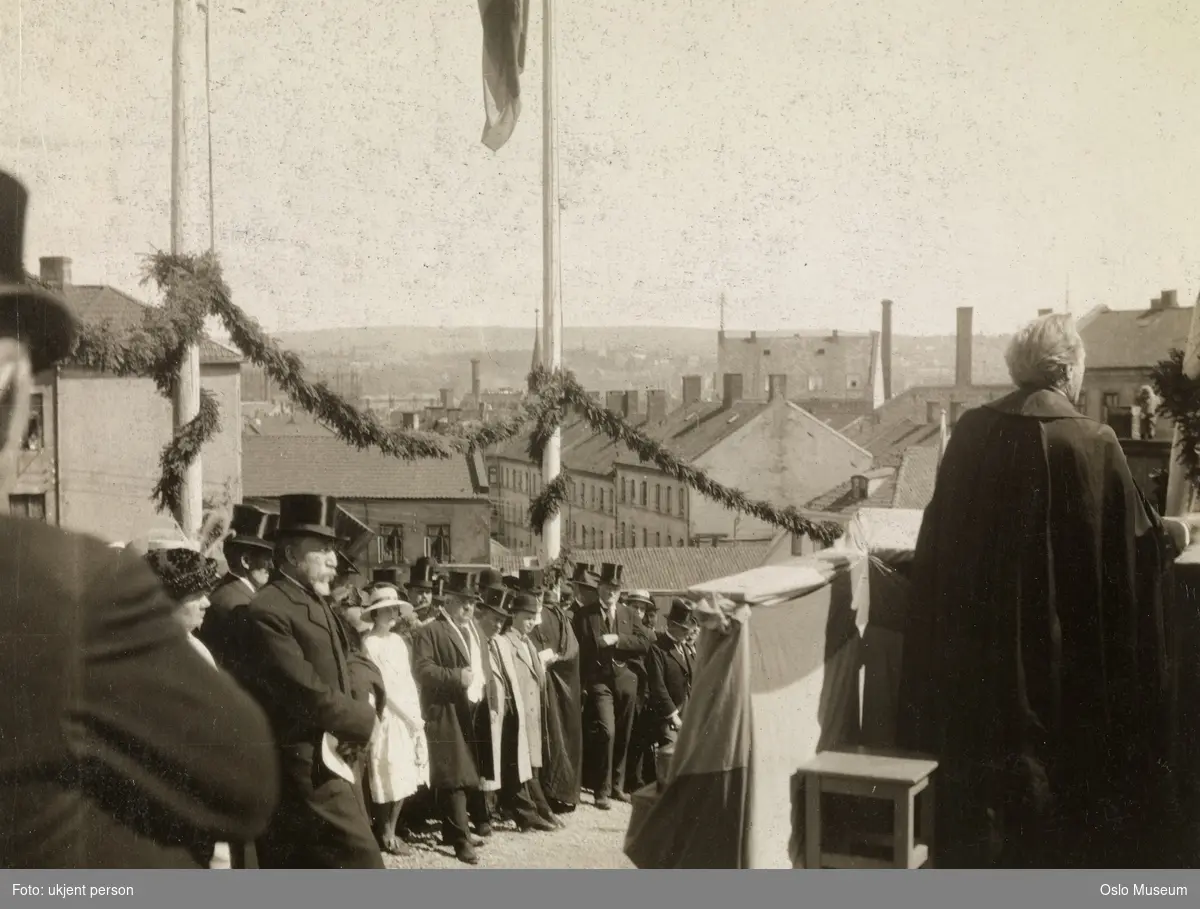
[616,399,770,466]
[244,413,336,437]
[1078,303,1193,370]
[243,435,487,500]
[64,285,242,366]
[860,417,942,468]
[804,466,899,516]
[892,446,939,510]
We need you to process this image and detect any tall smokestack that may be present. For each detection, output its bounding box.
[646,389,668,423]
[39,256,72,290]
[439,387,452,409]
[955,307,973,387]
[880,299,893,401]
[470,358,481,397]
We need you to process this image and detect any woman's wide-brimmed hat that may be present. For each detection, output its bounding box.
[144,547,221,602]
[361,586,415,620]
[0,172,79,372]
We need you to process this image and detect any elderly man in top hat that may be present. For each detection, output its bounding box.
[411,571,494,864]
[622,588,658,794]
[407,555,441,624]
[529,568,583,813]
[243,493,383,869]
[0,171,278,867]
[573,563,653,809]
[645,598,700,787]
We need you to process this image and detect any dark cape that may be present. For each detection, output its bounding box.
[532,600,583,805]
[896,388,1184,868]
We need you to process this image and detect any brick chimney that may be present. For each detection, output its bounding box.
[722,373,744,408]
[767,374,788,401]
[1152,289,1179,311]
[401,412,420,431]
[439,388,452,409]
[624,390,641,418]
[1037,308,1052,317]
[880,299,893,401]
[470,359,481,398]
[646,389,668,423]
[682,375,702,405]
[955,307,973,387]
[606,391,625,414]
[39,256,72,290]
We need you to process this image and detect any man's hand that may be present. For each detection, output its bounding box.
[601,633,619,647]
[460,668,474,688]
[668,711,682,731]
[539,648,557,666]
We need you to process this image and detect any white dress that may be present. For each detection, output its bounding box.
[363,631,430,803]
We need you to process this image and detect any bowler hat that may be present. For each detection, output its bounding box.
[597,563,624,588]
[443,570,478,599]
[227,504,277,552]
[0,173,78,372]
[509,591,541,615]
[572,563,600,588]
[625,589,654,609]
[478,586,513,618]
[667,597,697,628]
[277,494,339,540]
[477,567,507,593]
[408,556,439,590]
[518,567,546,594]
[372,567,404,590]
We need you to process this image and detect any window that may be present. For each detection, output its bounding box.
[631,526,637,548]
[9,494,46,521]
[590,485,596,508]
[677,538,684,548]
[949,401,963,425]
[620,479,627,503]
[620,523,626,547]
[666,487,672,514]
[642,528,648,547]
[666,534,672,546]
[23,393,43,451]
[926,401,939,424]
[807,375,825,392]
[655,532,661,547]
[678,489,685,516]
[846,374,862,391]
[640,481,647,506]
[424,524,451,562]
[1101,392,1120,423]
[655,484,661,512]
[609,533,614,548]
[378,524,405,563]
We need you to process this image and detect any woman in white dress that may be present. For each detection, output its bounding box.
[361,586,430,856]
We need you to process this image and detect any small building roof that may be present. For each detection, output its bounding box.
[1078,303,1194,371]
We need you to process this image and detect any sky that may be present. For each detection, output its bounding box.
[2,0,1198,337]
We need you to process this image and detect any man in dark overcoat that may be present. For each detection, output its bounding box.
[645,598,698,775]
[531,575,583,813]
[897,312,1187,868]
[243,493,383,869]
[574,563,653,809]
[0,171,278,868]
[411,571,492,864]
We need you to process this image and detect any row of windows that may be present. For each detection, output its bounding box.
[619,477,686,516]
[375,523,452,563]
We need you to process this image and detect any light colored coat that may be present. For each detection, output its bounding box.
[503,630,546,770]
[479,631,533,792]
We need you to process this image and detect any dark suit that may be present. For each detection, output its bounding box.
[197,573,254,677]
[243,570,382,869]
[574,601,652,798]
[0,517,278,868]
[646,632,694,739]
[411,614,490,847]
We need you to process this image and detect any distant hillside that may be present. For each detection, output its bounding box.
[255,325,1013,402]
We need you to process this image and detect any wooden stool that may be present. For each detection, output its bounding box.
[799,748,938,869]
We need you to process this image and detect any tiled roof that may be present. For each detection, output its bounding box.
[243,435,486,500]
[488,543,772,592]
[244,414,336,436]
[861,418,942,468]
[63,284,242,365]
[803,467,898,516]
[565,414,657,476]
[616,399,769,466]
[892,446,939,510]
[1078,304,1193,370]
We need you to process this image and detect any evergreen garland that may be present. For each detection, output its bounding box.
[61,251,842,546]
[1152,349,1200,486]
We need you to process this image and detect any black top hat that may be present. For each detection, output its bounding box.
[408,556,439,590]
[443,570,478,599]
[518,568,546,593]
[372,567,404,590]
[597,563,624,587]
[571,563,600,588]
[478,586,513,618]
[333,507,375,576]
[145,547,221,602]
[509,591,541,615]
[227,504,278,552]
[667,597,698,628]
[477,567,507,593]
[277,494,339,540]
[0,173,78,372]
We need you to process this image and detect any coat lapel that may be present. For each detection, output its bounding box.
[440,614,470,664]
[277,573,349,692]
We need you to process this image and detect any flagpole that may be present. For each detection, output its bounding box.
[540,0,562,565]
[172,0,203,535]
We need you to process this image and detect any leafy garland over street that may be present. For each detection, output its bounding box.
[59,252,842,547]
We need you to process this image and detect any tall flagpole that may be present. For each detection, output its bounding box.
[172,0,203,535]
[540,0,563,564]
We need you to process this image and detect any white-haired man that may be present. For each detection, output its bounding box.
[897,312,1186,868]
[0,171,278,867]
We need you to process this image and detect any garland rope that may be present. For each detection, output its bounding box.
[61,251,842,546]
[1151,349,1200,487]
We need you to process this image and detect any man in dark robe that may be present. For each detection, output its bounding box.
[896,312,1185,869]
[530,573,583,812]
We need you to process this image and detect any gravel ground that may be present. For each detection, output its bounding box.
[381,793,636,870]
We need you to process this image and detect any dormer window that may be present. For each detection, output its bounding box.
[850,476,868,499]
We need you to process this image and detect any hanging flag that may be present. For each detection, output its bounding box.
[479,0,530,151]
